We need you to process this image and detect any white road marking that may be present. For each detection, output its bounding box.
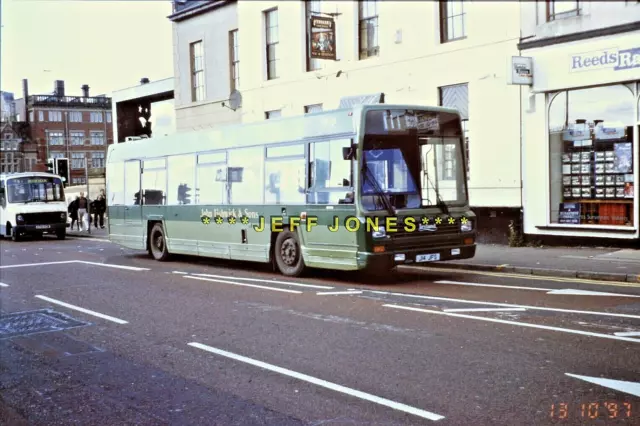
[566,373,640,397]
[74,261,149,271]
[191,273,333,290]
[0,282,9,287]
[365,290,640,320]
[185,276,302,294]
[435,280,640,298]
[546,288,640,297]
[443,308,526,313]
[0,260,148,271]
[613,331,640,337]
[188,342,445,421]
[435,280,549,291]
[172,271,188,275]
[316,290,363,296]
[0,260,77,269]
[383,304,640,344]
[34,295,128,324]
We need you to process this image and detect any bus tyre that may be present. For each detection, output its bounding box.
[11,228,21,242]
[274,230,305,277]
[56,229,66,240]
[149,223,170,261]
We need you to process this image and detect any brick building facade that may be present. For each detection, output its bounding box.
[21,79,113,185]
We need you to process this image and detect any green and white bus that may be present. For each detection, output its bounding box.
[105,104,476,277]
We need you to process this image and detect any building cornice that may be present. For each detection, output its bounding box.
[518,21,640,50]
[168,0,235,22]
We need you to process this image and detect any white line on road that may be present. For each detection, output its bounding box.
[34,295,128,324]
[0,260,148,271]
[566,373,640,397]
[187,342,445,421]
[185,276,302,294]
[383,304,640,344]
[546,288,640,297]
[435,280,640,298]
[0,260,77,269]
[434,280,549,291]
[172,271,188,274]
[74,261,149,271]
[365,291,640,320]
[191,273,333,290]
[442,308,526,313]
[0,282,8,287]
[613,331,640,337]
[316,290,363,296]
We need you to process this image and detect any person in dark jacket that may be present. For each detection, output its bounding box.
[92,189,106,229]
[68,196,80,230]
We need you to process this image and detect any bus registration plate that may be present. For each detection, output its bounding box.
[416,253,440,262]
[35,225,51,229]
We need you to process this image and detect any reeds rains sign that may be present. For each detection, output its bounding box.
[570,47,640,72]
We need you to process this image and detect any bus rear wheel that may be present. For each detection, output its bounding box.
[274,230,305,277]
[149,223,170,261]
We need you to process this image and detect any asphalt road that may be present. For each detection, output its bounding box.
[1,236,639,425]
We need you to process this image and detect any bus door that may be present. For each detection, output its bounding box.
[124,160,145,249]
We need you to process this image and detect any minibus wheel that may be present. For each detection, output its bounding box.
[274,230,305,277]
[149,223,170,261]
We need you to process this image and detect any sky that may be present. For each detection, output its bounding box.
[1,0,174,99]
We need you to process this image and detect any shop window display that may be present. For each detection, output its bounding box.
[549,84,636,226]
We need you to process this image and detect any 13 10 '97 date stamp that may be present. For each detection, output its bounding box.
[549,401,634,421]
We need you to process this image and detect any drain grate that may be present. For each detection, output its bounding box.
[0,309,89,339]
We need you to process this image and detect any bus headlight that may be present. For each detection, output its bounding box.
[16,214,24,223]
[60,212,66,219]
[372,226,386,238]
[461,220,473,232]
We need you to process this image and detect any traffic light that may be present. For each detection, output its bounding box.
[45,158,55,174]
[177,184,191,204]
[55,158,69,187]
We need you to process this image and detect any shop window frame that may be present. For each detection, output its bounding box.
[542,82,639,233]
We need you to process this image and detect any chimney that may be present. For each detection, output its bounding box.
[81,84,90,97]
[55,80,65,96]
[140,78,150,85]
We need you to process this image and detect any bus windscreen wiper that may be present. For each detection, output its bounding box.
[363,156,395,216]
[424,172,449,215]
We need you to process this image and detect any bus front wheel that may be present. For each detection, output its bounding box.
[274,230,305,277]
[149,223,170,261]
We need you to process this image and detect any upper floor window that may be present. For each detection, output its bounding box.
[190,40,205,102]
[265,110,281,120]
[106,112,112,123]
[547,0,580,21]
[3,133,12,140]
[359,0,379,59]
[70,131,84,145]
[90,112,103,123]
[229,30,240,91]
[29,111,34,122]
[91,131,105,145]
[440,0,466,43]
[265,9,279,80]
[439,83,470,180]
[48,131,64,146]
[71,152,86,169]
[306,1,323,71]
[48,110,62,122]
[38,111,44,122]
[69,111,82,122]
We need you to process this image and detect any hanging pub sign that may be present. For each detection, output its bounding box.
[309,16,336,60]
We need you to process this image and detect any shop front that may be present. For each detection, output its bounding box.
[521,31,639,240]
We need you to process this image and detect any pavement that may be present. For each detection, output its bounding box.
[65,225,640,284]
[0,237,639,425]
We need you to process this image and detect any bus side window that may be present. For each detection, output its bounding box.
[0,188,5,207]
[308,139,353,205]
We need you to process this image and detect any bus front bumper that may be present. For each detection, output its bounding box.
[14,223,66,235]
[358,244,477,272]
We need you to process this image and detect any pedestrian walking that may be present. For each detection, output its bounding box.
[68,196,80,231]
[77,192,89,231]
[93,189,106,229]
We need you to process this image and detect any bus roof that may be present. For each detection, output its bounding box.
[106,103,460,164]
[0,172,61,180]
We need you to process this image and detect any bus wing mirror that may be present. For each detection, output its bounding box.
[342,144,357,160]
